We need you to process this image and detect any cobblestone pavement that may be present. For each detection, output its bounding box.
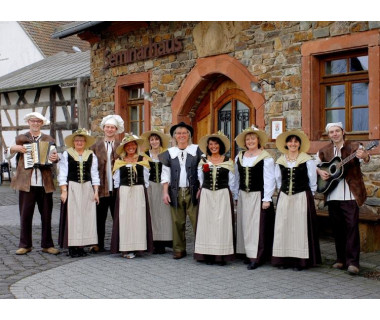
[1,182,380,299]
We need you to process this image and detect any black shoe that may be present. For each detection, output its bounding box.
[69,247,79,258]
[77,248,87,257]
[247,262,258,270]
[278,265,288,270]
[206,261,214,265]
[293,266,304,271]
[218,261,226,266]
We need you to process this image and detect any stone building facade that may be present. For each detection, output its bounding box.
[56,21,380,251]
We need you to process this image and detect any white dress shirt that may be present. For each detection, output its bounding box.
[161,144,199,187]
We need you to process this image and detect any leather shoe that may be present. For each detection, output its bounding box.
[42,247,60,255]
[16,247,32,255]
[247,262,258,270]
[173,251,187,259]
[332,262,344,270]
[347,265,359,275]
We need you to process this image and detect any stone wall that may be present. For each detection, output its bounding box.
[88,21,380,215]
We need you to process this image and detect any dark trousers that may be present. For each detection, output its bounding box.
[96,191,117,249]
[18,187,54,249]
[328,200,360,268]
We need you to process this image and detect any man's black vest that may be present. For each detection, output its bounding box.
[158,146,202,207]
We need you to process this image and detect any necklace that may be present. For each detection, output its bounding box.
[286,154,298,162]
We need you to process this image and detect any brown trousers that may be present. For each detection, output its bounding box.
[18,187,54,249]
[328,200,360,268]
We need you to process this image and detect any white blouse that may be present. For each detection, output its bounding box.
[58,151,100,186]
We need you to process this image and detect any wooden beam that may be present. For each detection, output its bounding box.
[77,77,89,130]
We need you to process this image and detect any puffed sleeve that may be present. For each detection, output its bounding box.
[263,157,275,202]
[198,165,204,187]
[232,155,240,200]
[113,169,120,188]
[306,159,317,194]
[91,154,100,186]
[58,151,69,186]
[275,163,282,191]
[144,166,150,188]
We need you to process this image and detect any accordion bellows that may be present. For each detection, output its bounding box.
[23,141,55,169]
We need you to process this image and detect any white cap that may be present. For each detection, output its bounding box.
[325,122,344,132]
[100,115,124,134]
[24,112,50,125]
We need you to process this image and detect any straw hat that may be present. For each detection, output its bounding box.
[170,121,194,137]
[141,130,170,150]
[64,128,96,149]
[275,129,310,154]
[116,133,145,156]
[235,125,269,150]
[100,114,124,134]
[198,131,231,155]
[24,112,50,125]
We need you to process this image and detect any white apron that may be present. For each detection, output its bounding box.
[236,190,261,258]
[272,191,309,259]
[147,181,172,241]
[194,188,234,255]
[67,181,98,246]
[118,185,147,252]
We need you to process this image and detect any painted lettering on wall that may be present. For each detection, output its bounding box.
[104,37,183,69]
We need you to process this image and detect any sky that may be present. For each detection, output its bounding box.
[1,0,378,21]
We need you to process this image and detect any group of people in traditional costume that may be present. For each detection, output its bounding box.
[8,112,371,275]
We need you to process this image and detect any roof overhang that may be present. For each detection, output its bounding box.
[52,21,105,39]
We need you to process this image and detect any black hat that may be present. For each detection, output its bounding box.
[169,121,194,137]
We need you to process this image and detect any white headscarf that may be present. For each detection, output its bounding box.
[325,122,344,132]
[100,115,124,134]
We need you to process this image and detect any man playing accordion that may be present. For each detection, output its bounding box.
[8,112,60,255]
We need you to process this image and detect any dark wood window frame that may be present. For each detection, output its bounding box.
[301,30,380,153]
[319,50,369,140]
[115,72,151,139]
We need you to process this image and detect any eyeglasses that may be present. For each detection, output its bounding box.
[29,120,43,124]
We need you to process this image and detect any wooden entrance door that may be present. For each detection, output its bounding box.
[193,78,254,158]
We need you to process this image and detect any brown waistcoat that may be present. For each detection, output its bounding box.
[318,140,367,206]
[10,132,56,193]
[90,138,120,198]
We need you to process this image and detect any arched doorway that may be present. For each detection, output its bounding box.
[194,78,254,158]
[171,54,265,156]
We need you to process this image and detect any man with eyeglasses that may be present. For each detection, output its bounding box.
[8,112,60,255]
[159,122,202,259]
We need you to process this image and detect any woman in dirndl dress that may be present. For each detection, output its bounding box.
[272,130,321,270]
[141,130,173,254]
[110,134,153,259]
[58,128,100,258]
[194,131,235,266]
[233,125,276,270]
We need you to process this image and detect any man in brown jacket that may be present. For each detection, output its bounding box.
[89,115,124,252]
[316,122,370,275]
[9,112,60,255]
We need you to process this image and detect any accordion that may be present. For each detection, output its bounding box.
[23,141,56,169]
